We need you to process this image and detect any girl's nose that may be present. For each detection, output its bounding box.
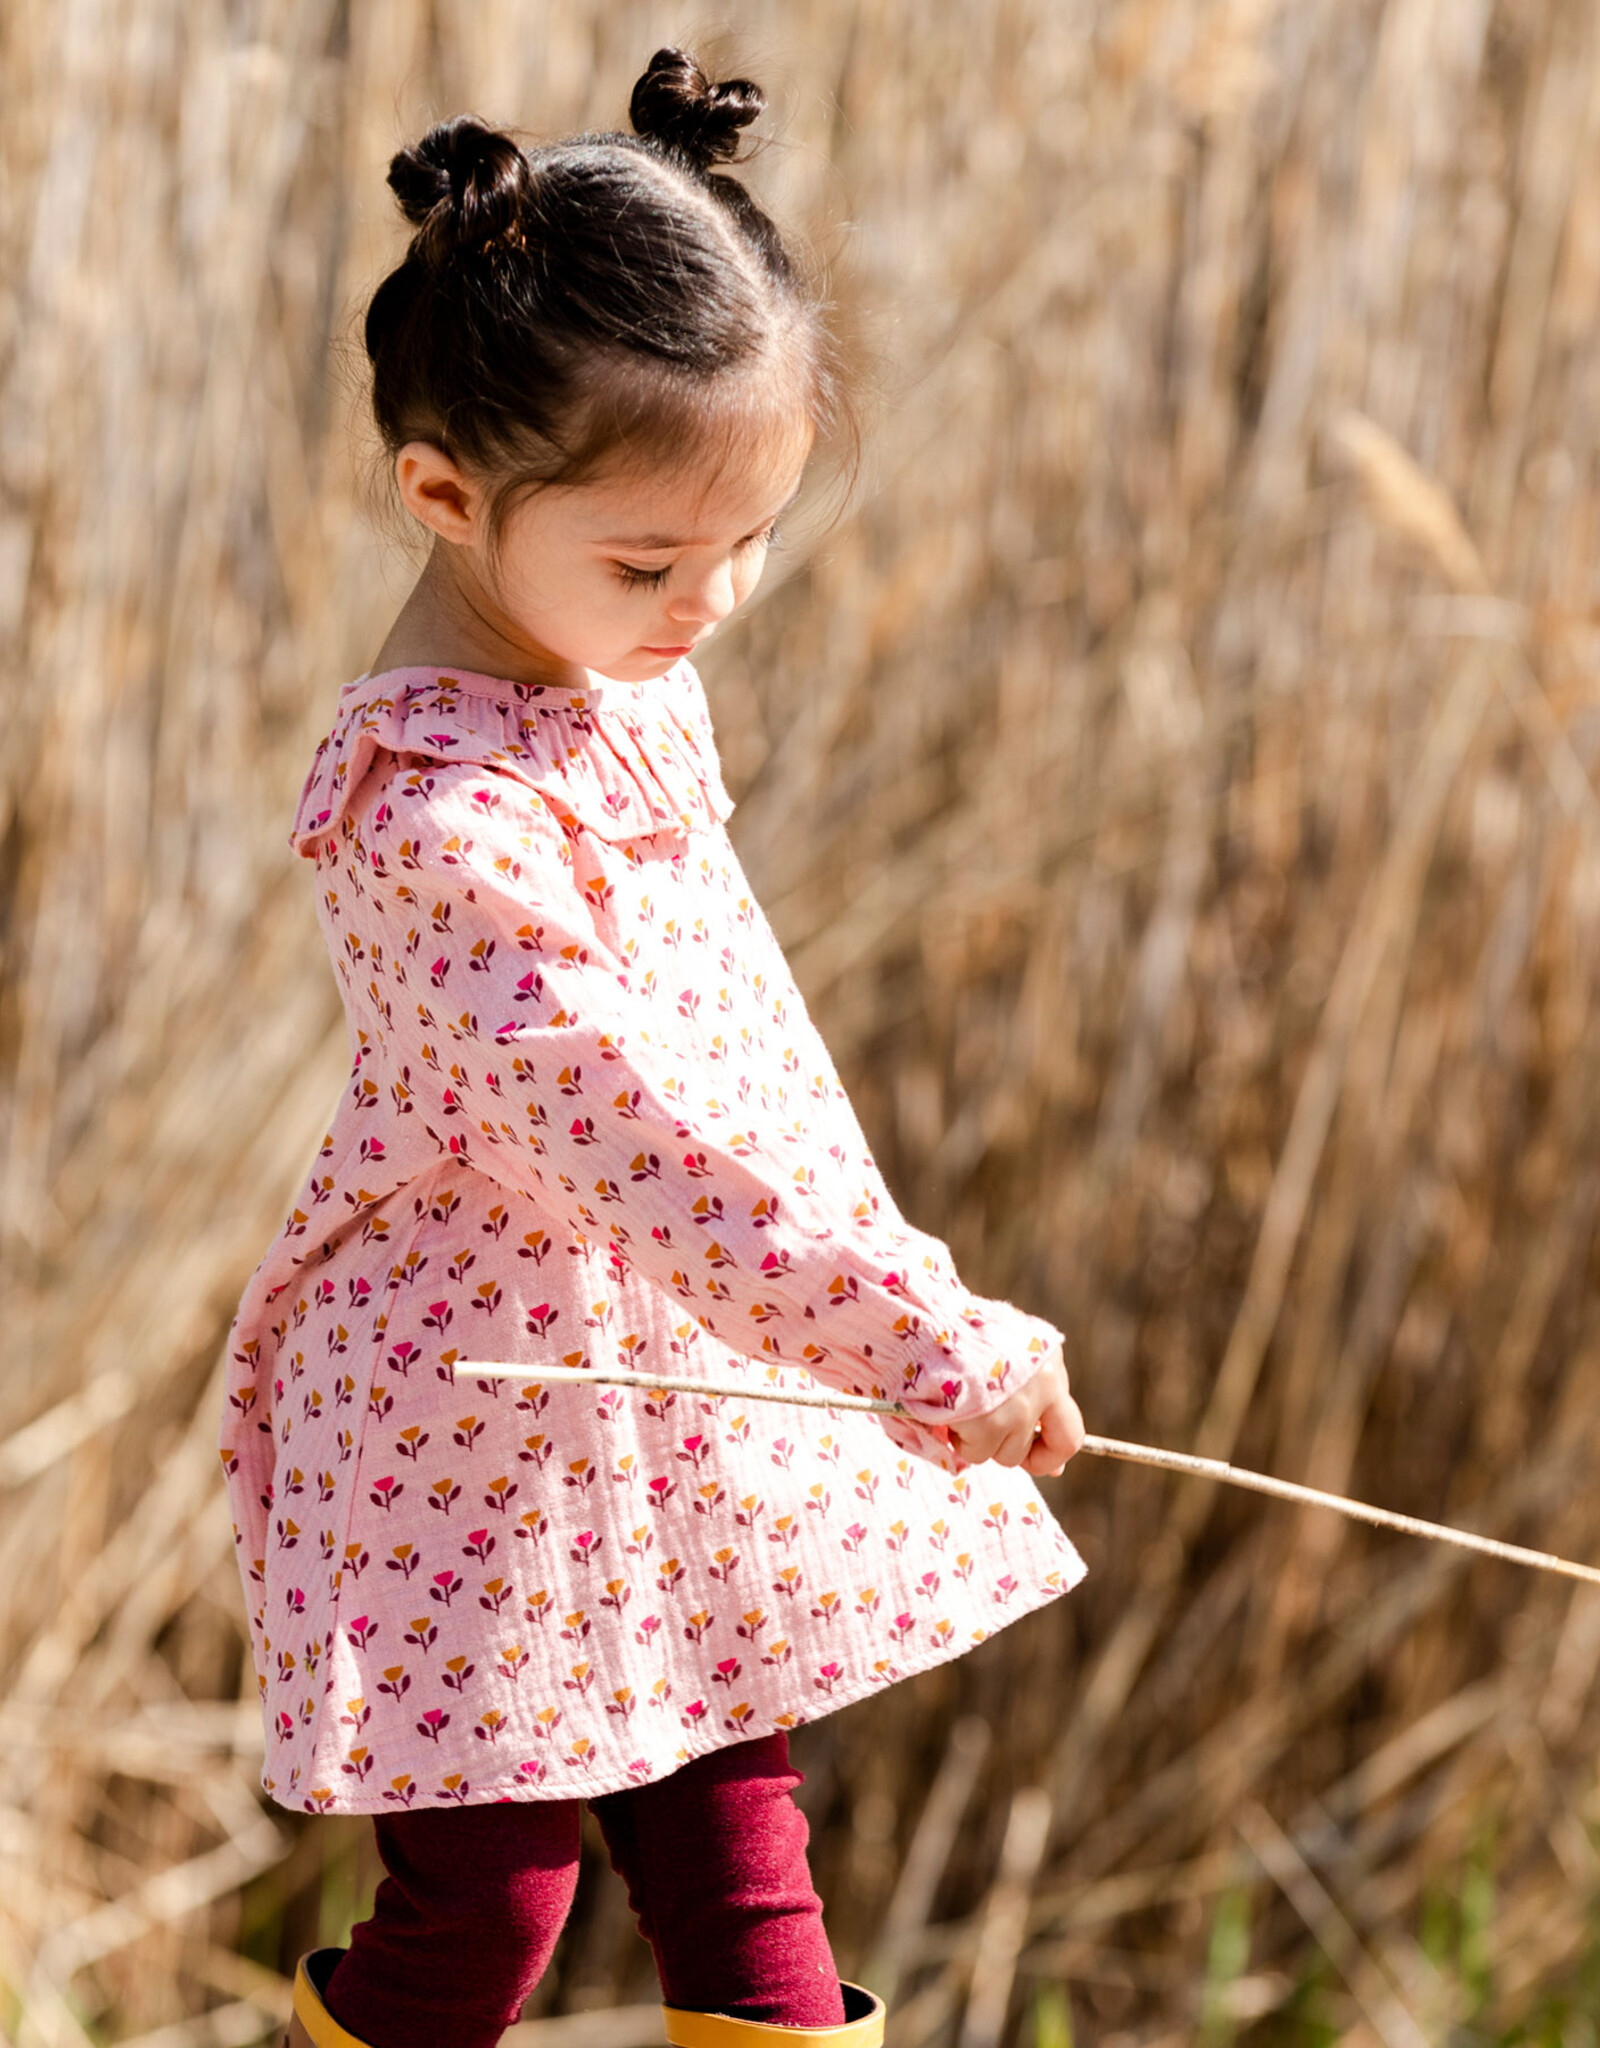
[666,556,738,629]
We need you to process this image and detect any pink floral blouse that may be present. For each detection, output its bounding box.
[219,661,1085,1815]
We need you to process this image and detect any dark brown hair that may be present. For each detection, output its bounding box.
[363,49,845,540]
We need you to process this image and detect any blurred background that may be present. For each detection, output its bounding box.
[5,1,1600,2042]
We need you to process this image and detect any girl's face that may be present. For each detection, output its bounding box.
[398,412,812,688]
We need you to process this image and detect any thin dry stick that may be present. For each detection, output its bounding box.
[866,1715,992,2006]
[459,1363,1600,1590]
[956,1786,1053,2048]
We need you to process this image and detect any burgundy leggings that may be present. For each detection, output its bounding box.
[323,1733,844,2048]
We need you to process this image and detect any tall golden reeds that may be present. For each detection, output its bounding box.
[5,1,1600,2042]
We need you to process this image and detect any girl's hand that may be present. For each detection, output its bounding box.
[946,1352,1085,1476]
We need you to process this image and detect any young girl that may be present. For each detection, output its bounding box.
[219,49,1086,2048]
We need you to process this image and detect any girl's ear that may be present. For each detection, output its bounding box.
[395,441,484,544]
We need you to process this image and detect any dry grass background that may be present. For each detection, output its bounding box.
[5,0,1600,2042]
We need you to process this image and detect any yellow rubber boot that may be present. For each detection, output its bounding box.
[663,1985,886,2048]
[285,1950,373,2048]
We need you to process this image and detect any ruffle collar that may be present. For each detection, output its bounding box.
[290,662,736,854]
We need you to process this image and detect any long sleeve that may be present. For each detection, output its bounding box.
[333,755,1062,1435]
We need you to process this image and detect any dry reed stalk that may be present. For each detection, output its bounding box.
[6,0,1600,2040]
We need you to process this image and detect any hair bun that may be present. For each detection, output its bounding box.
[388,116,531,266]
[629,48,765,173]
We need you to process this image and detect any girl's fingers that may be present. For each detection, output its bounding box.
[1023,1396,1085,1475]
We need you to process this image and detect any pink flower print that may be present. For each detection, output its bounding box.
[606,1687,636,1722]
[377,1665,410,1702]
[416,1708,450,1743]
[939,1379,961,1410]
[347,1615,377,1651]
[770,1438,794,1472]
[429,957,450,989]
[710,1657,742,1689]
[634,1613,662,1648]
[646,1474,678,1510]
[404,1617,438,1653]
[627,1757,653,1783]
[383,1774,417,1807]
[428,1477,461,1515]
[596,1388,625,1424]
[483,1475,518,1515]
[682,1608,714,1646]
[813,1662,844,1697]
[462,1528,496,1565]
[442,1654,475,1693]
[422,1299,453,1334]
[497,1643,527,1684]
[841,1523,868,1556]
[915,1572,941,1600]
[680,1699,709,1732]
[888,1612,916,1645]
[993,1576,1018,1607]
[453,1415,484,1452]
[430,1571,461,1608]
[525,1302,558,1338]
[569,1530,602,1568]
[517,1758,547,1785]
[275,1710,294,1742]
[284,1586,306,1616]
[676,1434,711,1469]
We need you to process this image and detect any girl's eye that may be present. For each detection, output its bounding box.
[614,561,671,590]
[742,523,780,552]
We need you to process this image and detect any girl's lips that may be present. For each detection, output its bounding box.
[642,643,695,657]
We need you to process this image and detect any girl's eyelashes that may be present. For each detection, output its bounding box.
[610,525,781,592]
[614,561,671,590]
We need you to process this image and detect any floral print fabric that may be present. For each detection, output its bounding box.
[220,662,1085,1814]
